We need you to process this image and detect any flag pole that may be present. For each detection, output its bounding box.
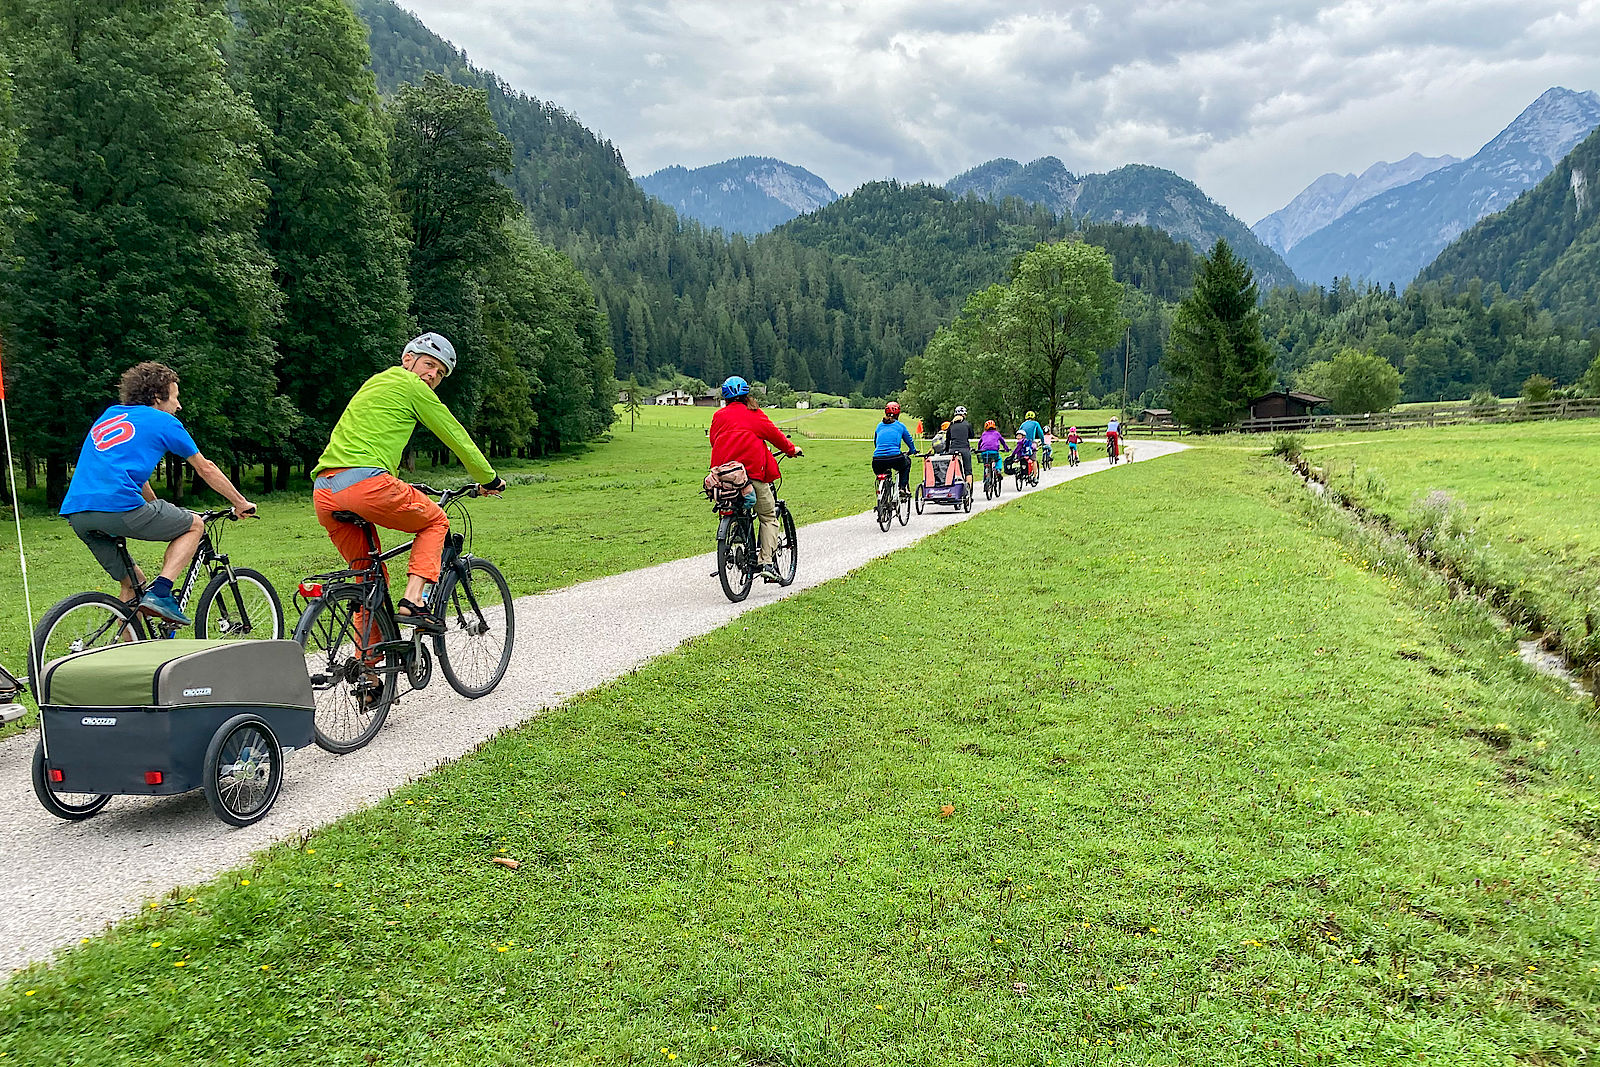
[0,339,42,729]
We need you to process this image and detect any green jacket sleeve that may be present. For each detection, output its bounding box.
[408,376,497,484]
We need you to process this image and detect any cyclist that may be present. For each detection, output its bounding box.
[977,420,1005,481]
[945,406,977,493]
[1105,422,1121,462]
[312,333,505,632]
[1041,428,1055,467]
[871,401,917,504]
[1005,430,1035,478]
[1066,425,1082,464]
[709,376,802,583]
[60,361,257,625]
[1019,410,1045,456]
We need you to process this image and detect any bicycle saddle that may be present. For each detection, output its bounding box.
[330,511,370,526]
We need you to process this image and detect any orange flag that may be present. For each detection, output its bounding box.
[0,337,6,400]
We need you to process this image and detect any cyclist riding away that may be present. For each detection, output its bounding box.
[978,420,1004,478]
[1066,426,1082,464]
[1019,410,1045,456]
[60,362,257,626]
[872,401,917,502]
[709,376,802,583]
[312,333,505,632]
[1005,431,1035,477]
[1105,422,1121,462]
[945,406,977,493]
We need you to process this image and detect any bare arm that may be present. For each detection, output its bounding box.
[186,453,256,514]
[140,482,156,504]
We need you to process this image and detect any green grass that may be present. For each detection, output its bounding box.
[5,449,1596,1064]
[1295,419,1600,666]
[0,418,896,734]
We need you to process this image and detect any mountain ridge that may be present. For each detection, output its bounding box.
[637,156,838,235]
[1253,152,1459,254]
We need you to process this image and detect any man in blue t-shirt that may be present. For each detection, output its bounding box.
[60,362,256,625]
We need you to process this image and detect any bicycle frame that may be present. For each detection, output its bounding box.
[114,510,250,631]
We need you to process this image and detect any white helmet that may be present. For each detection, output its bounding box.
[953,405,968,417]
[403,332,456,376]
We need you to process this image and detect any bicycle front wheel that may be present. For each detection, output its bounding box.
[434,558,515,698]
[293,585,397,754]
[33,591,145,667]
[196,568,284,640]
[771,505,799,586]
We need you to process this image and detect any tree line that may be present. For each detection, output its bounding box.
[0,0,615,506]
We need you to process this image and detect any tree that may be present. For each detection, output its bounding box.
[230,0,412,475]
[1001,240,1125,425]
[1163,239,1274,430]
[1522,373,1555,404]
[904,284,1031,430]
[1325,347,1401,414]
[623,375,643,430]
[1,0,281,503]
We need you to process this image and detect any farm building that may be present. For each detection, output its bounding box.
[692,392,721,407]
[652,390,693,406]
[1248,391,1328,422]
[1140,408,1176,426]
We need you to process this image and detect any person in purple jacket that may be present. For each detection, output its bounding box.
[977,420,1005,482]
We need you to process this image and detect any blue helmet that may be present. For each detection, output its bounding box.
[721,375,751,400]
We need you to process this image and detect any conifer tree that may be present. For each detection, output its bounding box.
[230,0,411,474]
[1163,239,1273,430]
[1,0,280,503]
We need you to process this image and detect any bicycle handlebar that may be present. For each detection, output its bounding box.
[200,506,258,523]
[410,482,499,503]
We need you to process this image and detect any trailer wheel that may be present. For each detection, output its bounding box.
[204,715,283,827]
[31,741,112,821]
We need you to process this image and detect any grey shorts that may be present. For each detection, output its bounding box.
[67,501,197,580]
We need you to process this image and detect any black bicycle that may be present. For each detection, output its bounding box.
[292,483,514,754]
[874,468,913,532]
[981,454,1003,500]
[713,455,797,602]
[32,508,283,665]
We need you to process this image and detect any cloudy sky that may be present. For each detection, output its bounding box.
[392,0,1600,223]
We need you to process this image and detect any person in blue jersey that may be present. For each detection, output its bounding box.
[871,401,918,498]
[60,362,257,625]
[1018,410,1045,455]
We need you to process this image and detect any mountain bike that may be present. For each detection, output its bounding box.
[875,471,912,531]
[981,454,1003,500]
[32,508,283,665]
[292,484,514,753]
[712,455,797,602]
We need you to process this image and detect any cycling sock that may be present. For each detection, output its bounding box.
[150,576,174,598]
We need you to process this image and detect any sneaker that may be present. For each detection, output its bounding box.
[138,591,191,627]
[760,563,782,583]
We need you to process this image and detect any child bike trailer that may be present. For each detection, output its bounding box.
[916,453,971,513]
[32,639,314,827]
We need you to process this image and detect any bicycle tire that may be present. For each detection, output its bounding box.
[876,483,892,532]
[898,483,912,525]
[1014,468,1024,492]
[32,591,146,668]
[293,585,397,754]
[195,568,285,641]
[434,557,515,698]
[716,520,755,602]
[203,714,282,827]
[31,740,112,821]
[771,505,799,586]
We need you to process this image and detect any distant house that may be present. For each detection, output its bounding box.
[1248,391,1328,422]
[1139,408,1176,426]
[795,400,810,410]
[692,392,722,407]
[652,390,693,406]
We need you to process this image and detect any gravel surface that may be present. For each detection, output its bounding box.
[0,440,1187,973]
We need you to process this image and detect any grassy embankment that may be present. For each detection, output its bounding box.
[1294,419,1600,670]
[3,448,1596,1064]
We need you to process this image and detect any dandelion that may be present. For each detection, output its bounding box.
[174,961,186,968]
[261,965,271,971]
[876,1004,884,1010]
[240,880,251,887]
[305,848,315,854]
[711,1025,718,1032]
[497,946,508,953]
[24,991,35,997]
[151,941,162,948]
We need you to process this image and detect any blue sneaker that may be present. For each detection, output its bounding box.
[139,591,192,626]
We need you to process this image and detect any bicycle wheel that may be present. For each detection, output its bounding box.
[1014,468,1024,492]
[203,714,282,827]
[716,521,755,602]
[771,505,799,587]
[195,568,284,640]
[877,487,892,531]
[898,484,912,525]
[293,585,398,754]
[31,740,112,821]
[434,557,515,698]
[915,485,925,514]
[32,591,145,667]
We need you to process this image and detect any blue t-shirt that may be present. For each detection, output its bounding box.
[873,419,915,458]
[60,405,199,515]
[1019,419,1044,443]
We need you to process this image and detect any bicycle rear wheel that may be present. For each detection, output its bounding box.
[771,505,798,586]
[293,585,397,753]
[876,484,892,532]
[32,591,145,668]
[716,520,756,602]
[195,568,284,640]
[434,558,515,698]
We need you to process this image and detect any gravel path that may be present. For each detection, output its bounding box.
[1,439,1187,973]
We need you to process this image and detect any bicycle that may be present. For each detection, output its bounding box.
[292,483,514,753]
[1041,445,1054,472]
[1012,453,1039,492]
[1067,445,1081,467]
[713,455,798,602]
[981,453,1003,500]
[1108,436,1121,465]
[32,508,283,666]
[874,461,914,532]
[1,658,24,726]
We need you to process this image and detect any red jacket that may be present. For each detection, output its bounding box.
[709,402,798,483]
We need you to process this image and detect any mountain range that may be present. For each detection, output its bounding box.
[1272,87,1600,288]
[635,157,838,236]
[1253,152,1458,254]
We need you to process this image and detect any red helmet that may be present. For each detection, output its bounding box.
[884,402,901,417]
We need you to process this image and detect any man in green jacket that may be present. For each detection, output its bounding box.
[312,333,505,629]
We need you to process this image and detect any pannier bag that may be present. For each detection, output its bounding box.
[704,460,752,503]
[37,639,314,796]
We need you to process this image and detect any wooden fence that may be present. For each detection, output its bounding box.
[1236,397,1600,434]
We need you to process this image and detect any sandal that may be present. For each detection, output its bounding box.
[395,598,444,633]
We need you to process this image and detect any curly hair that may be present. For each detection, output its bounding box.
[118,362,179,407]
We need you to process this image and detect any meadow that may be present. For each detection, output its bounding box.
[1296,419,1600,667]
[3,449,1595,1064]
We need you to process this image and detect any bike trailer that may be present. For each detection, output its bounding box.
[921,453,967,502]
[34,640,313,825]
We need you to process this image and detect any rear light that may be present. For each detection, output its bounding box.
[298,581,324,599]
[145,771,164,786]
[48,768,64,783]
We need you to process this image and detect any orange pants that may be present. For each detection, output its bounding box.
[313,471,449,582]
